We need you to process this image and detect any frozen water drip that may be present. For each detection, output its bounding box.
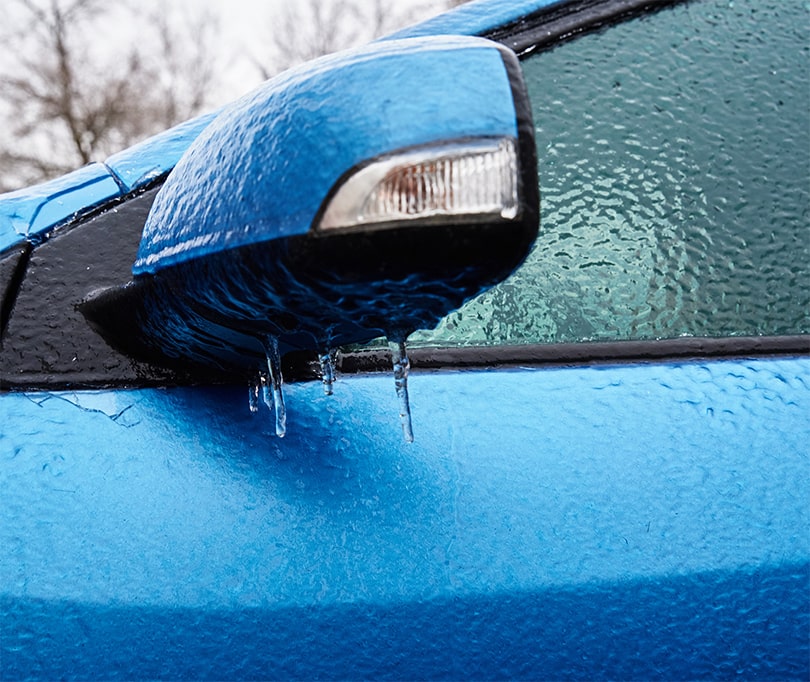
[389,339,414,443]
[248,376,260,413]
[319,350,336,396]
[261,373,273,411]
[263,335,287,438]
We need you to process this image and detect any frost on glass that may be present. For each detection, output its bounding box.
[412,0,809,347]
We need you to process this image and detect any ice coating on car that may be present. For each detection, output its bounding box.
[0,164,121,251]
[104,112,218,192]
[2,358,807,678]
[243,339,413,443]
[415,0,810,348]
[248,377,261,413]
[389,339,414,443]
[133,36,518,275]
[68,32,537,405]
[263,335,287,438]
[319,351,336,396]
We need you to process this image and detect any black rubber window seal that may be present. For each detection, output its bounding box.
[482,0,690,57]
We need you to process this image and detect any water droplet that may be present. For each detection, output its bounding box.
[319,350,336,396]
[248,376,260,413]
[263,335,286,438]
[389,339,414,443]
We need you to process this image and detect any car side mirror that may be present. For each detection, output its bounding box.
[83,35,539,438]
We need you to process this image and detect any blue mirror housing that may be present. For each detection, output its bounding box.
[83,35,538,378]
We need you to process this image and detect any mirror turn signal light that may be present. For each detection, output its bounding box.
[318,137,519,232]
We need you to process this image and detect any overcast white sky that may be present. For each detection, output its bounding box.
[138,0,449,102]
[2,0,449,102]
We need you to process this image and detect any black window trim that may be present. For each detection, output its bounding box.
[482,0,689,58]
[332,336,810,379]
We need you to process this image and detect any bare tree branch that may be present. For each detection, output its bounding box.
[0,0,220,192]
[255,0,449,79]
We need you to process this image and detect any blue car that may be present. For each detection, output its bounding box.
[2,0,808,679]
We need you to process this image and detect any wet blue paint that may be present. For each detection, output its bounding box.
[2,358,808,678]
[0,165,122,252]
[134,37,518,274]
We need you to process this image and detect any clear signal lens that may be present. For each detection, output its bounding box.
[318,137,518,232]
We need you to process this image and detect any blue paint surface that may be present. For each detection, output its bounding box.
[104,112,218,192]
[2,358,808,678]
[134,37,518,274]
[386,0,562,40]
[0,164,122,252]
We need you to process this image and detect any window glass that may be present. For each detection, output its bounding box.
[412,0,809,347]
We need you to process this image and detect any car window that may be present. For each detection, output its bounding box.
[411,0,809,348]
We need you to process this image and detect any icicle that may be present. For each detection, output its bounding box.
[248,376,260,413]
[389,339,414,443]
[260,373,273,411]
[318,350,335,396]
[263,335,287,438]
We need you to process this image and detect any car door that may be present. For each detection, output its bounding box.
[2,0,808,679]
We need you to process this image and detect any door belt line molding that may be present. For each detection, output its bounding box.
[484,0,688,57]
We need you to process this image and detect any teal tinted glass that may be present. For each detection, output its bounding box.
[412,0,809,347]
